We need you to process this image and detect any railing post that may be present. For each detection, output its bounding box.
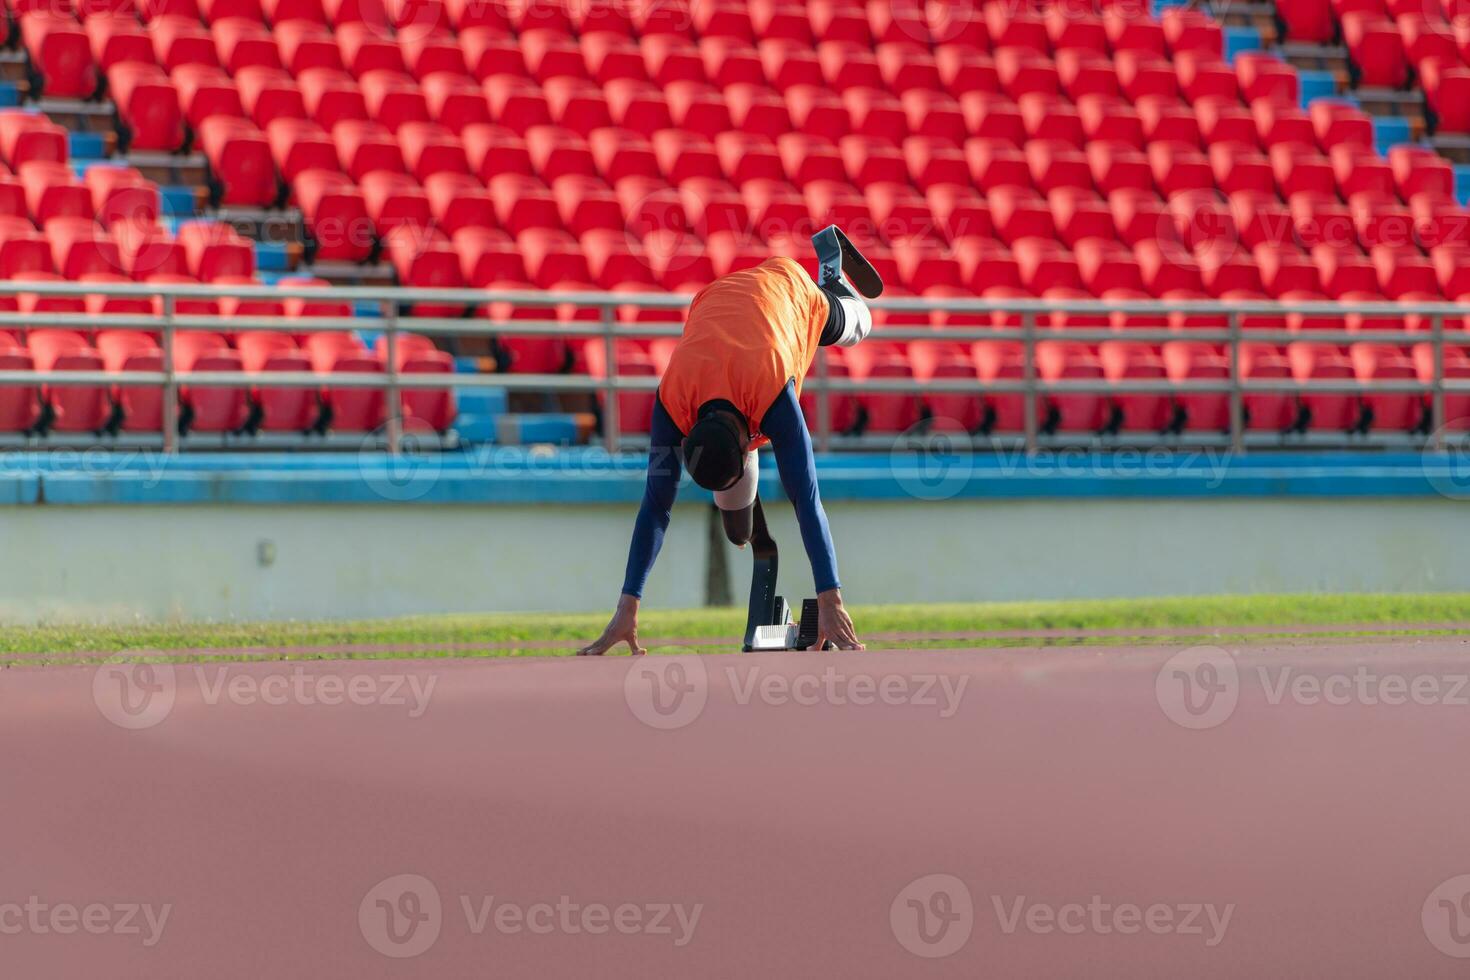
[161,293,177,454]
[815,346,831,452]
[1228,310,1243,454]
[1432,312,1446,452]
[1021,310,1037,454]
[601,302,620,454]
[382,299,401,455]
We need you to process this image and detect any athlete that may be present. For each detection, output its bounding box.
[577,227,882,656]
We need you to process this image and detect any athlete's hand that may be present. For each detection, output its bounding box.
[577,594,648,656]
[816,589,864,651]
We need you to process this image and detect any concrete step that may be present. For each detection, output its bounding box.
[1215,2,1278,45]
[1353,87,1425,121]
[302,260,397,287]
[1430,132,1470,165]
[1281,42,1351,77]
[126,151,209,189]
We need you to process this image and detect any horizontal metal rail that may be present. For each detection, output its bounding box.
[0,281,1465,454]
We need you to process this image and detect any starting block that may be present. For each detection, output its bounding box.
[741,499,829,652]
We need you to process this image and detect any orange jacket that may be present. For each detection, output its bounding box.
[659,257,830,444]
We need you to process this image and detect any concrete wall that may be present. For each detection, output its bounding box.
[3,497,1468,623]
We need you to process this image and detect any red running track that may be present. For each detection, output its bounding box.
[4,639,1470,977]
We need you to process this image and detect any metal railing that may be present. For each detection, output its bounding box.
[2,278,1469,454]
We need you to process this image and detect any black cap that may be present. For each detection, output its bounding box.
[683,408,746,491]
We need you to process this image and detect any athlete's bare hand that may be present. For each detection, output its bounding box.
[577,594,648,656]
[816,589,864,651]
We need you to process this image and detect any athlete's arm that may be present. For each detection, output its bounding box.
[761,381,864,650]
[577,397,684,656]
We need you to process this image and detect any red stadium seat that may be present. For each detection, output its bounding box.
[415,170,490,236]
[1115,50,1178,101]
[27,329,110,432]
[1311,100,1375,150]
[266,117,339,183]
[1235,52,1301,105]
[994,47,1060,100]
[85,13,152,71]
[396,119,469,180]
[302,330,384,431]
[1237,343,1297,430]
[1162,7,1223,55]
[1270,144,1335,199]
[1148,142,1214,197]
[1020,93,1085,146]
[1036,340,1106,432]
[1389,145,1455,200]
[0,332,40,431]
[108,64,187,151]
[1414,343,1470,427]
[235,65,306,128]
[94,329,165,431]
[1135,94,1202,146]
[1162,342,1230,431]
[1289,342,1360,431]
[195,116,277,205]
[173,329,250,433]
[358,170,429,236]
[1175,51,1239,103]
[382,225,467,313]
[47,217,123,279]
[359,69,429,132]
[275,20,342,75]
[213,17,281,73]
[988,186,1057,243]
[1056,50,1119,101]
[336,21,406,75]
[111,220,187,279]
[0,111,68,169]
[452,226,523,285]
[1258,103,1323,152]
[235,330,317,432]
[21,12,99,98]
[1103,6,1167,54]
[1209,144,1275,196]
[420,71,490,132]
[177,219,254,281]
[86,165,160,228]
[298,67,368,130]
[373,333,455,431]
[1099,341,1172,432]
[581,33,648,84]
[18,162,92,225]
[148,14,219,71]
[1341,13,1408,88]
[332,118,405,179]
[172,64,244,128]
[400,30,467,81]
[1135,239,1204,296]
[936,46,999,97]
[293,169,373,262]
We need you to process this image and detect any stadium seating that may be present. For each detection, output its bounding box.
[0,0,1458,442]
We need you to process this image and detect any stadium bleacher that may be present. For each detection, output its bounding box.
[0,0,1464,441]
